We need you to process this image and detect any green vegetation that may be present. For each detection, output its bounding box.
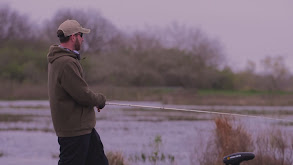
[0,127,54,132]
[3,83,293,105]
[198,89,293,96]
[278,121,293,126]
[129,135,176,165]
[122,108,210,121]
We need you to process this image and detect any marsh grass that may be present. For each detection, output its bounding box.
[251,129,293,165]
[0,113,53,132]
[196,116,253,165]
[107,151,129,165]
[129,135,176,165]
[0,81,48,100]
[0,114,34,122]
[203,108,287,116]
[278,121,293,126]
[196,116,293,165]
[0,127,54,132]
[122,107,291,122]
[0,105,49,109]
[197,89,293,96]
[122,108,209,121]
[2,82,293,106]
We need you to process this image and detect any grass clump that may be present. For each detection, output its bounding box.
[196,116,293,165]
[107,151,129,165]
[129,135,176,165]
[252,129,293,165]
[196,116,253,165]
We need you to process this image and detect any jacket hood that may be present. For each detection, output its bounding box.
[47,45,78,63]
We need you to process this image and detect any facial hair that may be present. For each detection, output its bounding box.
[74,38,81,51]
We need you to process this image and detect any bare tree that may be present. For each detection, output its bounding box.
[41,8,122,53]
[261,56,291,91]
[234,60,258,90]
[163,23,224,67]
[162,23,225,88]
[0,5,34,43]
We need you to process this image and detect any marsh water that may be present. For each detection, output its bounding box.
[0,100,292,165]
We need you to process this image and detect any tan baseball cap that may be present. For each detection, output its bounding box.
[58,20,90,37]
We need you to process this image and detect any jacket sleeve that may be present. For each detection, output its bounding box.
[60,61,105,107]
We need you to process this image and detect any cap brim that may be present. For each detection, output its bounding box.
[80,28,90,34]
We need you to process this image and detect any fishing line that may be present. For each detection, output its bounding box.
[106,102,293,123]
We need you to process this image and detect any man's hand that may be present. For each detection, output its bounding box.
[96,94,106,112]
[96,107,101,112]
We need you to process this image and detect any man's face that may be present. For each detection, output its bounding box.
[74,33,83,51]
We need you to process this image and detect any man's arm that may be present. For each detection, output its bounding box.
[60,61,106,107]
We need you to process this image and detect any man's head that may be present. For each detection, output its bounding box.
[57,20,90,51]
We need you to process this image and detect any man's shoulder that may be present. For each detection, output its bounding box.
[55,55,78,64]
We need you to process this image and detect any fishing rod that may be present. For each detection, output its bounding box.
[106,102,293,123]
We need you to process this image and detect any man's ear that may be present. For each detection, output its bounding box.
[70,35,76,42]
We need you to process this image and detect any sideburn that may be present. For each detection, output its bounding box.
[74,38,81,51]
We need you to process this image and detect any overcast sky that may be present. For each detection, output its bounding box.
[1,0,293,71]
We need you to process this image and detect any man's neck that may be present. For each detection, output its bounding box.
[60,43,74,51]
[59,44,81,60]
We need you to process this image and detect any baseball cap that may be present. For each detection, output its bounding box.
[58,20,90,37]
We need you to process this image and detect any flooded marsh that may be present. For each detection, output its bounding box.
[0,100,292,165]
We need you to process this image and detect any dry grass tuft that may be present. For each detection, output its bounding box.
[197,116,293,165]
[198,116,253,165]
[214,117,254,157]
[251,129,293,165]
[107,151,129,165]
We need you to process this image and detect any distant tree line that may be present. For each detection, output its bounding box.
[0,6,292,91]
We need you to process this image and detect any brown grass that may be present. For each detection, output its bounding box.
[197,117,253,165]
[0,81,48,100]
[251,129,293,165]
[106,151,129,165]
[197,116,293,165]
[214,117,254,159]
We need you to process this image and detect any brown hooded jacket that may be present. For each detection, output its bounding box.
[47,45,105,137]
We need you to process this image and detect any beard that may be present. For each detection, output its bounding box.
[74,39,81,51]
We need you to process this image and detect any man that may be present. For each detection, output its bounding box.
[47,19,108,165]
